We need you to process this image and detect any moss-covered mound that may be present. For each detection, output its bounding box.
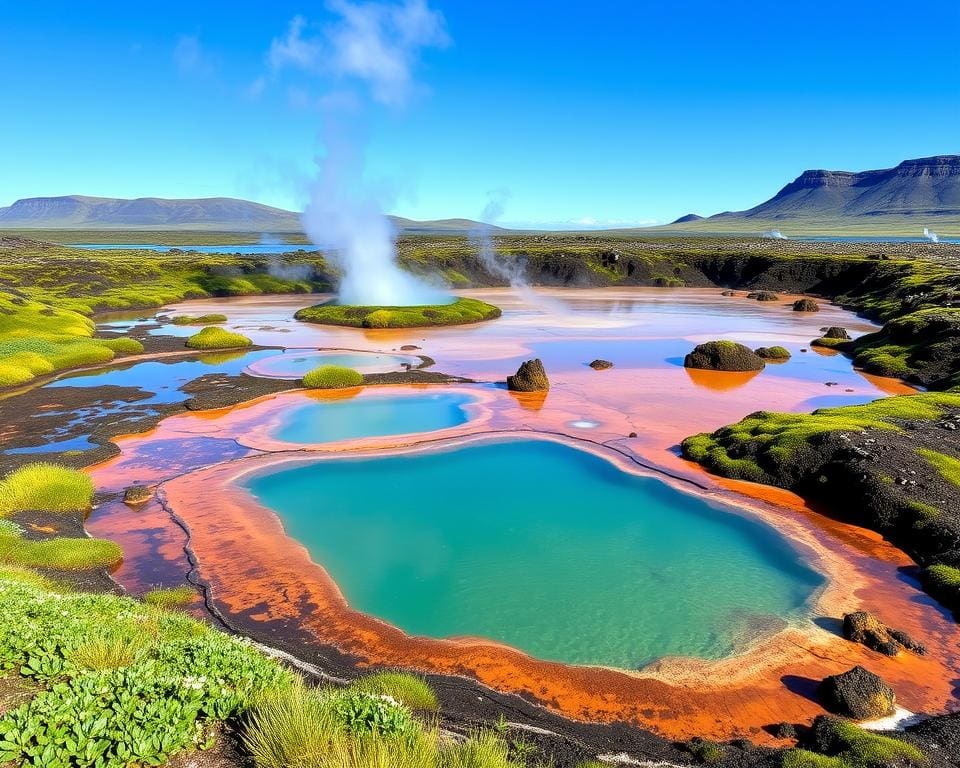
[682,393,960,613]
[302,365,363,389]
[171,313,228,325]
[755,346,791,360]
[185,327,252,350]
[848,307,960,388]
[294,297,501,329]
[684,341,765,371]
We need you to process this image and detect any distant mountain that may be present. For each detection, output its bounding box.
[0,195,500,233]
[671,213,704,224]
[660,156,960,235]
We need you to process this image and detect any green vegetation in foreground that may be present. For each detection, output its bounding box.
[295,296,502,328]
[302,364,364,389]
[0,535,122,570]
[142,585,197,608]
[0,572,528,768]
[781,718,925,768]
[170,313,228,325]
[185,326,252,350]
[0,463,94,516]
[682,393,960,485]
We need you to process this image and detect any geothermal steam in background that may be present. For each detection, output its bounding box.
[270,1,450,306]
[924,227,940,243]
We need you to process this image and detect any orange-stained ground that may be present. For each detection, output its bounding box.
[84,288,959,742]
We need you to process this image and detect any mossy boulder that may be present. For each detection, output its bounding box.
[747,291,779,301]
[185,327,252,350]
[507,358,549,392]
[818,666,896,720]
[302,365,363,389]
[842,611,925,656]
[684,341,765,372]
[122,485,152,506]
[294,297,501,329]
[823,327,851,340]
[755,346,791,360]
[589,359,613,370]
[793,298,820,312]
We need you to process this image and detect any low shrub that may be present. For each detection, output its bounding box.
[143,585,196,608]
[329,689,416,738]
[0,577,292,767]
[0,463,95,516]
[302,365,364,389]
[185,327,252,350]
[349,671,439,711]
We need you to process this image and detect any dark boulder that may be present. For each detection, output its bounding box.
[721,290,736,297]
[400,344,420,351]
[684,341,765,372]
[755,346,791,360]
[589,359,613,370]
[842,611,925,656]
[823,326,851,340]
[747,291,779,301]
[507,358,550,392]
[793,298,820,312]
[818,666,896,720]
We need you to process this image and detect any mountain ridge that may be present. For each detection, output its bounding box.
[0,195,499,233]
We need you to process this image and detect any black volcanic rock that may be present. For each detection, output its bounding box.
[684,341,765,372]
[507,359,549,391]
[793,298,820,312]
[823,326,851,340]
[589,359,614,370]
[818,666,896,720]
[842,611,925,656]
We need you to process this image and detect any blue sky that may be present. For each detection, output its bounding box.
[2,1,958,227]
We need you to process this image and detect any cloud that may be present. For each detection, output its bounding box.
[266,0,449,106]
[173,34,215,76]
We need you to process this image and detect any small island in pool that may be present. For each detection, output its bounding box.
[294,296,501,328]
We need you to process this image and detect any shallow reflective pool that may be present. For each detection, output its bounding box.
[245,350,421,379]
[271,391,475,444]
[245,439,823,667]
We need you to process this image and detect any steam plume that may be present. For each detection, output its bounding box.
[924,227,940,244]
[761,229,788,240]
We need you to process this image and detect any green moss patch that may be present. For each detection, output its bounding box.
[142,585,197,608]
[185,327,252,350]
[295,297,501,329]
[0,463,94,516]
[0,535,122,570]
[171,313,228,325]
[301,364,364,389]
[917,447,960,487]
[783,718,925,768]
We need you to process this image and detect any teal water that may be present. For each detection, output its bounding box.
[273,392,475,444]
[248,351,419,379]
[245,440,823,668]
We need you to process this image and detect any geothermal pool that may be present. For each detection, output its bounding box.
[271,391,476,444]
[244,439,823,667]
[245,350,421,379]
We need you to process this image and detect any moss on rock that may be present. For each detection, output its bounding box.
[684,341,765,371]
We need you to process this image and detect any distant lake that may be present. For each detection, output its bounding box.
[69,243,316,255]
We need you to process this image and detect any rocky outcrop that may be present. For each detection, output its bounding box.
[507,359,550,392]
[755,346,791,360]
[793,298,820,312]
[684,341,765,372]
[823,326,851,340]
[842,612,925,656]
[589,359,613,370]
[123,485,152,505]
[818,666,896,720]
[747,291,779,301]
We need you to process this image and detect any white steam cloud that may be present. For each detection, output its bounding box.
[761,229,788,240]
[268,0,450,306]
[923,227,940,244]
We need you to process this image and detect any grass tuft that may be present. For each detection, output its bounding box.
[302,365,364,389]
[0,535,123,569]
[348,671,438,711]
[143,585,197,608]
[0,463,94,516]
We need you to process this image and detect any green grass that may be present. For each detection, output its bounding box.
[0,535,123,569]
[781,719,925,768]
[302,365,364,389]
[917,447,960,487]
[295,297,501,329]
[142,585,197,608]
[185,326,252,349]
[0,463,94,516]
[348,671,439,711]
[171,313,228,325]
[922,563,960,613]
